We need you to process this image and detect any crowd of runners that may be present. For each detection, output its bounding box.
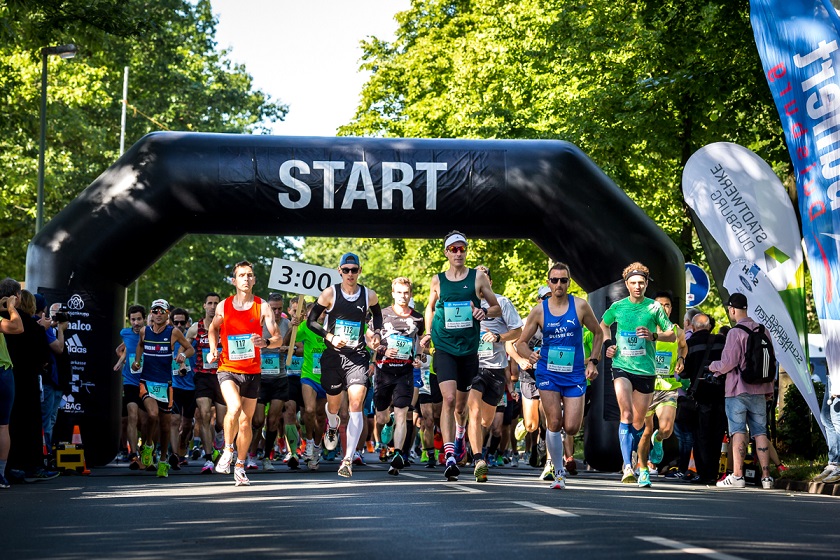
[103,230,784,490]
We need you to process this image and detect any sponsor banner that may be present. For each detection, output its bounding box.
[751,0,840,396]
[683,142,807,351]
[724,259,823,434]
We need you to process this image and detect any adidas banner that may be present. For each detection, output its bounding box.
[682,142,808,351]
[724,258,823,435]
[751,0,840,401]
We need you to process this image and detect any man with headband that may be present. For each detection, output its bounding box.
[420,231,501,481]
[599,262,676,488]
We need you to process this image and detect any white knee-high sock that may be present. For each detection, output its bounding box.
[545,429,564,473]
[345,411,364,461]
[325,402,340,429]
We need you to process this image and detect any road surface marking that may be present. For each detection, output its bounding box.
[513,500,578,517]
[637,536,745,560]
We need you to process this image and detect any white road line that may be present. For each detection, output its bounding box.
[399,473,426,479]
[637,536,746,560]
[513,500,579,517]
[445,483,486,494]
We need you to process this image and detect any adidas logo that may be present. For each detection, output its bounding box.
[66,334,87,354]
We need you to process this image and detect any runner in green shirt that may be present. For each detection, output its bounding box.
[295,303,328,471]
[600,262,675,488]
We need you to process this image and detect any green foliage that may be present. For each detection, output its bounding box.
[1,0,287,286]
[776,382,827,460]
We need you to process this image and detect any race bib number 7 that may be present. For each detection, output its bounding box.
[444,301,472,329]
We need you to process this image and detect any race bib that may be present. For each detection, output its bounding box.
[171,358,191,376]
[288,356,303,376]
[201,347,218,369]
[419,369,431,396]
[655,351,673,376]
[388,334,413,360]
[478,334,494,358]
[261,353,281,375]
[334,319,361,342]
[444,301,472,329]
[145,380,170,403]
[547,345,575,373]
[497,392,508,407]
[619,330,646,357]
[227,334,255,360]
[312,352,322,375]
[128,353,142,374]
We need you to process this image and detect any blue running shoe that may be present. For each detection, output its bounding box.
[638,468,652,488]
[453,437,466,463]
[649,429,664,465]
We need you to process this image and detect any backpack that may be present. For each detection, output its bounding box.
[733,324,776,384]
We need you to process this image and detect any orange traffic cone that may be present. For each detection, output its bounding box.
[72,425,82,445]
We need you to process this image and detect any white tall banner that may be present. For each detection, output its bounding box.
[683,142,804,293]
[724,258,823,434]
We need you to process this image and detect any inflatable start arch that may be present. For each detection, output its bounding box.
[26,132,684,468]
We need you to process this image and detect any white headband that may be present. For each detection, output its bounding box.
[444,233,467,247]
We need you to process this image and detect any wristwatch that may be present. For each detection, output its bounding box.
[494,333,501,343]
[588,358,599,365]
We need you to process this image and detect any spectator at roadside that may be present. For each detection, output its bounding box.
[813,363,840,484]
[708,293,775,490]
[0,289,24,488]
[36,297,70,451]
[683,308,702,340]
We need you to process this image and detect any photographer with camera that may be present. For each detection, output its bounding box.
[679,313,726,485]
[708,293,775,489]
[38,299,70,452]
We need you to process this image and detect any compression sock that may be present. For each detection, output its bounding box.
[345,411,364,462]
[325,403,340,429]
[545,430,564,471]
[403,418,415,456]
[264,430,278,458]
[487,434,502,457]
[443,442,455,459]
[285,424,300,457]
[631,425,643,452]
[618,422,634,467]
[455,423,466,440]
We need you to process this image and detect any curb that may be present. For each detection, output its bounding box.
[775,478,840,496]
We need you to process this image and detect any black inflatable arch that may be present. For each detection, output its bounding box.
[26,132,684,468]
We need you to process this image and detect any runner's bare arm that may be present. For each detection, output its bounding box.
[420,276,439,349]
[474,270,500,319]
[172,328,195,359]
[578,299,603,379]
[132,330,145,371]
[515,304,542,365]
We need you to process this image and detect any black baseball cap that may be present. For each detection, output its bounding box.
[726,293,748,310]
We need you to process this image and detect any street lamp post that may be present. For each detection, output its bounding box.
[36,43,78,234]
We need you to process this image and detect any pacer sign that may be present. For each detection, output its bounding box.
[268,258,342,298]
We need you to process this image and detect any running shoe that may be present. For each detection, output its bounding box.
[495,454,505,467]
[324,421,340,451]
[366,440,375,453]
[215,449,234,474]
[379,446,389,463]
[621,464,637,484]
[474,459,488,483]
[511,453,519,468]
[761,476,775,489]
[776,463,789,472]
[201,459,214,474]
[263,458,275,471]
[214,431,224,450]
[823,467,840,484]
[168,453,181,471]
[140,443,154,467]
[444,457,460,481]
[390,451,405,471]
[304,440,314,463]
[190,446,203,461]
[353,451,365,466]
[287,455,299,470]
[156,462,170,478]
[24,469,60,482]
[325,449,337,462]
[307,446,321,471]
[234,465,250,486]
[338,459,353,478]
[179,456,189,467]
[716,474,746,488]
[541,461,555,482]
[813,464,837,482]
[128,453,141,471]
[381,414,394,445]
[212,449,220,463]
[649,429,664,465]
[454,436,467,463]
[537,440,547,467]
[388,465,400,476]
[638,468,652,488]
[0,473,9,489]
[426,452,436,469]
[550,472,566,490]
[564,457,578,476]
[245,455,259,470]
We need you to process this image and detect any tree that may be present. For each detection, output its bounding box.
[0,0,288,293]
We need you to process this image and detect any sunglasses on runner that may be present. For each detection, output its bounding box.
[548,277,570,285]
[151,308,167,315]
[341,267,360,274]
[172,320,187,326]
[446,245,467,254]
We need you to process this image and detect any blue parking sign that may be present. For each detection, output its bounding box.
[685,263,710,307]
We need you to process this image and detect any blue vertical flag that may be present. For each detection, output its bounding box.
[751,0,840,397]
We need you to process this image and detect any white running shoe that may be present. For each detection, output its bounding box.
[215,449,233,474]
[761,476,774,489]
[201,459,214,474]
[813,464,836,482]
[304,440,314,462]
[822,467,840,484]
[307,445,321,471]
[245,455,259,470]
[716,474,746,488]
[234,465,250,486]
[550,472,566,490]
[324,422,340,451]
[262,458,275,471]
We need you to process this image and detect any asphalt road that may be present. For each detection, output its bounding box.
[2,454,838,559]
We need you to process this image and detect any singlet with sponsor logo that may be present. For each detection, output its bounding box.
[141,324,174,384]
[172,340,196,390]
[297,321,326,383]
[375,305,424,370]
[261,317,290,378]
[324,285,368,355]
[193,318,219,374]
[431,268,481,356]
[654,334,682,391]
[602,297,673,377]
[535,295,585,380]
[120,327,141,387]
[219,296,263,375]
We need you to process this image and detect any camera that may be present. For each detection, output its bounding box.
[703,367,724,386]
[52,306,70,323]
